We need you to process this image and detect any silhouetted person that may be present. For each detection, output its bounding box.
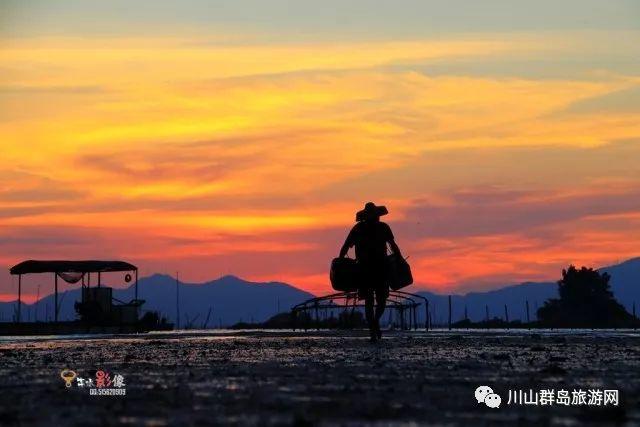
[339,202,402,342]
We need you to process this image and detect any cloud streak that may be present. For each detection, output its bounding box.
[1,29,639,298]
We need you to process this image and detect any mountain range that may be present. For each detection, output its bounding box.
[1,258,638,326]
[0,274,314,327]
[418,257,640,325]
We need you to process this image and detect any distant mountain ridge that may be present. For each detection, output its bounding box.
[418,257,640,324]
[1,258,638,327]
[0,274,314,326]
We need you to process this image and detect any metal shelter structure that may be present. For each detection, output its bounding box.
[291,290,430,330]
[9,260,139,323]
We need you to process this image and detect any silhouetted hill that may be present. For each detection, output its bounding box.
[417,281,557,325]
[600,257,640,312]
[0,274,314,327]
[418,258,640,325]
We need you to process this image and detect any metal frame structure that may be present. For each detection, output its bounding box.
[9,260,138,323]
[291,290,430,330]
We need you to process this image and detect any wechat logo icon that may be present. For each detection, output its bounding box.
[475,385,501,408]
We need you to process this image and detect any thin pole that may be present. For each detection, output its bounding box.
[413,306,417,330]
[17,274,22,323]
[176,272,180,329]
[504,304,509,329]
[35,284,40,322]
[485,305,489,322]
[203,307,212,329]
[425,299,429,330]
[54,273,58,323]
[526,300,531,329]
[448,295,452,330]
[98,272,101,288]
[135,269,139,300]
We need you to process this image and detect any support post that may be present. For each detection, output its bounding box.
[425,299,429,330]
[176,272,180,330]
[54,273,58,323]
[98,272,101,288]
[135,269,139,320]
[526,300,531,329]
[448,295,452,330]
[504,304,509,329]
[17,274,22,323]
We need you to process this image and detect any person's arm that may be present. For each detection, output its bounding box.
[339,227,356,257]
[389,239,402,258]
[386,223,402,257]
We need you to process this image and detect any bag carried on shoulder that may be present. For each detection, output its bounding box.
[386,254,413,290]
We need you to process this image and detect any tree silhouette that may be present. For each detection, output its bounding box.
[537,265,633,328]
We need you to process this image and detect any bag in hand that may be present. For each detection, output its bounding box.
[330,257,360,292]
[386,254,413,290]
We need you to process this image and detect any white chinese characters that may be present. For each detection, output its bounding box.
[507,389,619,406]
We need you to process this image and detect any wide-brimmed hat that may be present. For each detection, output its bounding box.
[356,202,388,222]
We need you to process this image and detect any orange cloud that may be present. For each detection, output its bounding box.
[1,32,639,299]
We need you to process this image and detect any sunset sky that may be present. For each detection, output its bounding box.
[1,1,639,301]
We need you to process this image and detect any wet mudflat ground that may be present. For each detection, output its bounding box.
[0,329,639,426]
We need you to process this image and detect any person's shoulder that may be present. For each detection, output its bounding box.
[379,221,394,235]
[379,221,392,230]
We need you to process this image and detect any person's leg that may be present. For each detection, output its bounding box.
[374,290,387,321]
[374,286,388,339]
[363,289,377,341]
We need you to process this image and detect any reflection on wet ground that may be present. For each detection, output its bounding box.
[0,330,638,426]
